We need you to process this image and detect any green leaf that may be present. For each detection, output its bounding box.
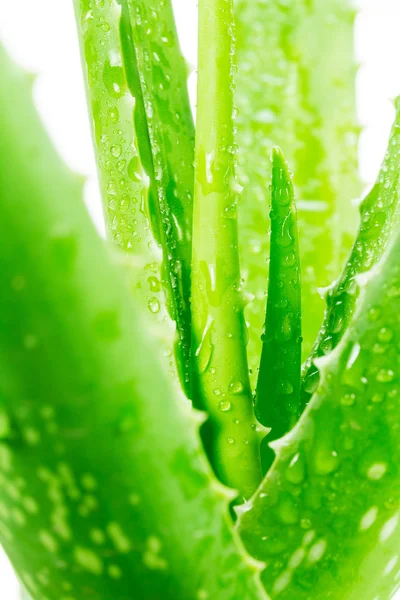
[191,0,262,501]
[256,148,301,473]
[74,0,195,395]
[235,0,360,384]
[238,160,400,599]
[301,100,400,408]
[0,44,266,600]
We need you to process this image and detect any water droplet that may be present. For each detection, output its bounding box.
[313,448,339,475]
[303,371,319,394]
[228,379,244,395]
[148,277,161,293]
[300,518,312,530]
[340,392,356,407]
[218,400,231,412]
[379,327,394,342]
[277,493,299,524]
[279,380,294,395]
[111,145,122,158]
[107,107,119,124]
[368,307,381,321]
[103,61,125,99]
[371,393,385,404]
[285,452,305,484]
[377,369,396,383]
[227,437,235,445]
[195,316,214,375]
[321,336,333,355]
[128,157,142,182]
[148,297,160,314]
[276,312,294,341]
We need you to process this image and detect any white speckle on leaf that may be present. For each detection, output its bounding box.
[272,570,292,595]
[359,506,378,531]
[307,539,327,564]
[380,513,399,543]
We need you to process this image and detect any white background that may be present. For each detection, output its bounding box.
[0,0,400,597]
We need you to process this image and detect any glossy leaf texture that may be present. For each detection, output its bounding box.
[256,149,301,473]
[191,0,262,501]
[239,222,400,598]
[301,99,400,408]
[0,45,266,600]
[235,0,360,383]
[74,0,195,394]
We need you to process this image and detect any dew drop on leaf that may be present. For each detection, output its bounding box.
[340,392,356,407]
[285,452,305,484]
[218,400,231,412]
[277,493,299,524]
[376,369,396,383]
[148,297,160,314]
[110,145,122,158]
[128,157,142,182]
[279,380,294,395]
[228,379,244,395]
[313,448,339,475]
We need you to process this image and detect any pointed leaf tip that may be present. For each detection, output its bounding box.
[256,151,302,472]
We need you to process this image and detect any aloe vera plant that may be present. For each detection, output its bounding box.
[1,1,400,599]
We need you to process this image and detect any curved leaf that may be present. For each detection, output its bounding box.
[74,0,195,394]
[191,0,262,501]
[0,44,265,600]
[301,100,400,408]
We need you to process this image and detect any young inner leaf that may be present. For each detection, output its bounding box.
[235,0,360,384]
[191,0,262,501]
[256,148,302,473]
